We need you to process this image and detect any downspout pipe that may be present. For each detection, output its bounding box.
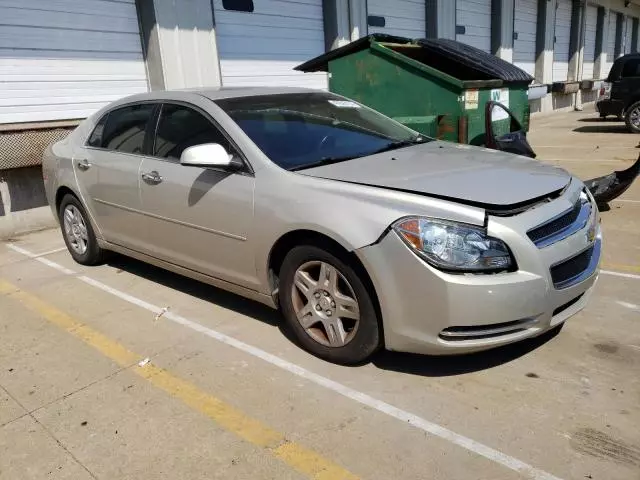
[574,0,587,111]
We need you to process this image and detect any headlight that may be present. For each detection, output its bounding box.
[393,217,514,272]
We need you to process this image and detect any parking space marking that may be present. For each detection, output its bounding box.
[603,263,640,274]
[613,199,640,204]
[0,279,358,480]
[6,243,564,480]
[616,301,640,312]
[601,270,640,280]
[32,247,69,258]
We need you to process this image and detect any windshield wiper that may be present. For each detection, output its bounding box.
[371,136,429,155]
[289,136,429,172]
[289,155,359,172]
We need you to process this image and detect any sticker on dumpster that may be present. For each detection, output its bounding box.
[328,100,361,108]
[465,89,479,110]
[490,89,510,121]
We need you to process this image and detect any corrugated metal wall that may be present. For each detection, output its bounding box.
[366,0,426,38]
[455,0,492,53]
[214,0,327,88]
[513,0,538,77]
[0,0,148,125]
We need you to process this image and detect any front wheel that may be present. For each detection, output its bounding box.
[625,102,640,133]
[59,194,105,265]
[279,245,381,364]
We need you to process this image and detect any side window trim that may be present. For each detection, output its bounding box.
[85,112,109,148]
[84,100,159,156]
[152,100,254,174]
[144,103,162,156]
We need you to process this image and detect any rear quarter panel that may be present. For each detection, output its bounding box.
[44,121,93,224]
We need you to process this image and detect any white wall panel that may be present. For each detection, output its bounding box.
[0,0,148,124]
[513,0,538,76]
[582,4,598,79]
[604,11,617,76]
[624,16,634,54]
[456,0,492,53]
[214,0,327,89]
[552,0,572,82]
[366,0,426,38]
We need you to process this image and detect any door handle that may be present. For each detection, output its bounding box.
[141,171,163,185]
[76,159,92,171]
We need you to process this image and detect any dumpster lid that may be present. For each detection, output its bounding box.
[294,34,413,72]
[414,38,533,83]
[295,34,533,84]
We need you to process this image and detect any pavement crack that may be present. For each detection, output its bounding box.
[0,384,99,479]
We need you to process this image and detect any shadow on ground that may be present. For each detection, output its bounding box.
[106,254,282,328]
[107,253,560,377]
[577,117,621,123]
[371,327,561,377]
[573,124,630,134]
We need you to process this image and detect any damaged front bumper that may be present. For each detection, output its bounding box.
[355,182,601,355]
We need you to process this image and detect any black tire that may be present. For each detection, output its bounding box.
[625,101,640,133]
[58,194,105,265]
[279,245,381,364]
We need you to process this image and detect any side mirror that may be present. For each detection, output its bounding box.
[180,143,239,169]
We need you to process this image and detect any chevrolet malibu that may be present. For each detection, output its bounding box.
[43,88,601,364]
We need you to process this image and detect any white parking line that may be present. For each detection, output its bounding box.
[601,270,640,280]
[33,247,68,258]
[612,199,640,204]
[5,243,563,480]
[616,300,640,312]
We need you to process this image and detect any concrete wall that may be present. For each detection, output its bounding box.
[0,167,56,239]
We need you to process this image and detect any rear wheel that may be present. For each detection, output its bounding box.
[59,194,105,265]
[279,245,381,364]
[625,102,640,133]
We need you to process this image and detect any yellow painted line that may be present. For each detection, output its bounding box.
[0,280,358,480]
[603,263,640,274]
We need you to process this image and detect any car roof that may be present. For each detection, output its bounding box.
[615,53,640,62]
[117,86,322,105]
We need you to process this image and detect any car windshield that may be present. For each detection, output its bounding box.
[216,92,431,171]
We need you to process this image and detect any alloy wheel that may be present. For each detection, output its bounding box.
[63,205,89,255]
[630,107,640,128]
[290,260,360,347]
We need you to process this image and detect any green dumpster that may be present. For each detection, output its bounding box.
[295,34,533,145]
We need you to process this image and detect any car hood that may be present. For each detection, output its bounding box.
[300,141,571,208]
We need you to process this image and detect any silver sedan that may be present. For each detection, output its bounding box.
[43,87,601,364]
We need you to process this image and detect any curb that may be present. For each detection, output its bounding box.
[0,207,58,240]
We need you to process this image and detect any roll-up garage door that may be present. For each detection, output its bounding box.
[552,0,572,82]
[582,4,598,79]
[213,0,327,89]
[366,0,426,38]
[624,17,633,54]
[456,0,492,53]
[513,0,538,77]
[0,0,148,125]
[604,12,617,77]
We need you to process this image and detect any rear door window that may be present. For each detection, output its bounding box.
[621,59,640,78]
[100,104,156,154]
[87,114,108,148]
[153,103,233,160]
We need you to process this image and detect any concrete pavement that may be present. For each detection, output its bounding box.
[1,108,639,480]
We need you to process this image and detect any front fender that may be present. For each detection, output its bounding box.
[252,171,485,289]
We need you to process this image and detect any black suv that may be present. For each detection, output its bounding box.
[596,53,640,132]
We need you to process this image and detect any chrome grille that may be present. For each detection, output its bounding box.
[527,190,591,248]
